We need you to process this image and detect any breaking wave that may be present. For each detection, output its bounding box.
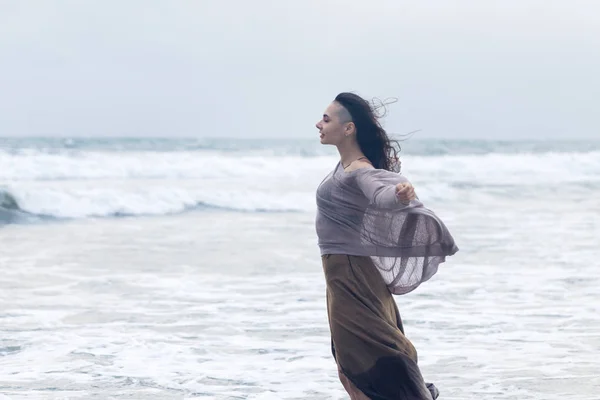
[1,142,599,224]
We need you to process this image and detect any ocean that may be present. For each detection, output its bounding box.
[1,137,599,399]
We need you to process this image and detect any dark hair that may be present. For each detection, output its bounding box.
[334,92,401,172]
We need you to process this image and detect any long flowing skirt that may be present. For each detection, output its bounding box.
[322,254,439,400]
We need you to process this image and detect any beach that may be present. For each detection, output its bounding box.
[1,138,599,399]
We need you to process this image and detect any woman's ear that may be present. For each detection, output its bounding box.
[345,122,356,136]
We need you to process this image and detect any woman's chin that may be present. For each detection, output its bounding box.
[320,136,331,145]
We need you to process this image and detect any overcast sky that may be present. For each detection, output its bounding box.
[1,0,598,139]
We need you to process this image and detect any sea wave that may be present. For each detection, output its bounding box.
[1,137,599,156]
[1,147,599,224]
[1,148,599,182]
[0,185,307,224]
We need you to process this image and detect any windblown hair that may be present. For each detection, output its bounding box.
[334,92,401,172]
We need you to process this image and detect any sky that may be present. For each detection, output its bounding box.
[1,0,599,140]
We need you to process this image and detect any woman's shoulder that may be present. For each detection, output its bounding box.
[348,164,407,186]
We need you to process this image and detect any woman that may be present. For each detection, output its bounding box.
[315,92,458,399]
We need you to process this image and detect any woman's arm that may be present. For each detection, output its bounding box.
[355,170,416,208]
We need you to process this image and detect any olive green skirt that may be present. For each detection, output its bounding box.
[322,254,439,400]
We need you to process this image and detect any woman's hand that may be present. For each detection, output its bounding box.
[395,182,416,204]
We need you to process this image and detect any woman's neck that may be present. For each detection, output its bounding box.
[337,142,365,168]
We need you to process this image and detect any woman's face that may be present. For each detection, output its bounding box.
[315,102,352,146]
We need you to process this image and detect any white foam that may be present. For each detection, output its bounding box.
[1,149,599,219]
[1,149,598,184]
[0,150,335,181]
[1,205,598,399]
